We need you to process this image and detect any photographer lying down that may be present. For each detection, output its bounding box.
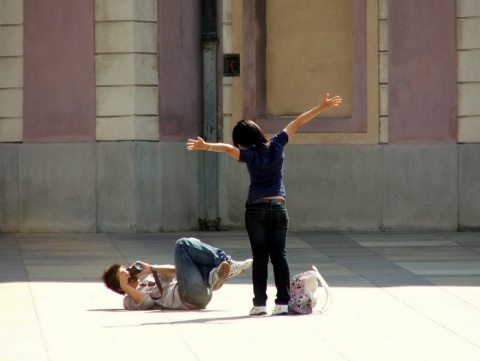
[102,237,253,310]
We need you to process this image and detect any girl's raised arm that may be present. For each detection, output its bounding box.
[284,93,341,139]
[187,136,240,160]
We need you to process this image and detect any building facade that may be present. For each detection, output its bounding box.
[0,0,479,233]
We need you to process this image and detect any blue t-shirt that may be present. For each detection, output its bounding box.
[239,130,289,202]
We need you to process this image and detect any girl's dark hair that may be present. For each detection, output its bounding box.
[102,263,125,295]
[232,120,269,148]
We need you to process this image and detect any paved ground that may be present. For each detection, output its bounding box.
[1,231,480,361]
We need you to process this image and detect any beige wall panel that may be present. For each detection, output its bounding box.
[96,54,157,86]
[379,0,388,19]
[379,52,388,84]
[134,86,158,114]
[281,0,378,145]
[96,22,134,53]
[380,84,388,116]
[459,117,480,143]
[0,89,22,117]
[379,19,388,51]
[97,86,136,116]
[96,116,158,141]
[222,25,233,52]
[132,0,157,22]
[458,49,480,82]
[0,57,22,88]
[458,83,480,116]
[380,116,388,144]
[134,54,158,85]
[0,26,23,56]
[96,0,156,21]
[96,86,157,116]
[96,0,136,21]
[0,118,22,142]
[457,0,480,17]
[0,0,23,24]
[133,22,157,53]
[95,22,156,53]
[266,0,352,118]
[457,18,480,50]
[222,79,233,116]
[96,116,135,140]
[231,0,378,145]
[134,116,159,140]
[96,55,136,85]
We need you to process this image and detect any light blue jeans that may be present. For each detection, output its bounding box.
[174,237,231,308]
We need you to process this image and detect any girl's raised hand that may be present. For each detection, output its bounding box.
[187,136,207,151]
[321,93,342,109]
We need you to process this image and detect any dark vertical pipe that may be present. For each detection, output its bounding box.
[200,0,219,230]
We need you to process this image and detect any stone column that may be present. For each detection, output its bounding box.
[95,0,159,141]
[457,0,480,143]
[378,0,388,144]
[0,0,23,142]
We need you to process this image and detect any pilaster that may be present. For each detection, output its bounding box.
[95,0,159,141]
[0,0,23,142]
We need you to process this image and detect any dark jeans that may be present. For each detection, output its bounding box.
[245,203,290,306]
[174,237,231,308]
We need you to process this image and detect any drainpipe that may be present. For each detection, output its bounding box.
[200,0,219,230]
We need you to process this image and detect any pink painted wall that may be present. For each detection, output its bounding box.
[157,0,203,141]
[388,0,457,144]
[23,0,95,143]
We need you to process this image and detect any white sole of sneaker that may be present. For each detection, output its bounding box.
[249,307,267,316]
[272,306,289,315]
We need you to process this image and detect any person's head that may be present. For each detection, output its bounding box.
[102,263,125,295]
[232,120,269,149]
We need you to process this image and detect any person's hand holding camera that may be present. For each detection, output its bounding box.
[125,261,153,283]
[118,269,132,290]
[132,261,153,275]
[118,265,150,305]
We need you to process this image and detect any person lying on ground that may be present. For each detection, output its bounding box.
[102,237,253,310]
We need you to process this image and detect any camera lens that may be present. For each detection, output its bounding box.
[126,262,144,282]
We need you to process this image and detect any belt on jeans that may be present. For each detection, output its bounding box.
[247,198,286,206]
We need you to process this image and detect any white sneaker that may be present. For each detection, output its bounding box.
[224,259,253,282]
[249,306,267,316]
[209,261,231,291]
[272,304,289,315]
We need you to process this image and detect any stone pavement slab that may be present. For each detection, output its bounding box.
[1,231,480,361]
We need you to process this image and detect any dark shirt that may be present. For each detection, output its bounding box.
[239,130,289,202]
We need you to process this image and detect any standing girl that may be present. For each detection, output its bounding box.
[187,93,341,315]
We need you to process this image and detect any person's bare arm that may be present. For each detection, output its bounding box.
[187,136,240,160]
[151,264,176,278]
[134,261,176,278]
[284,93,342,139]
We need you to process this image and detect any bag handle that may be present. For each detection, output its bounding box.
[312,265,332,313]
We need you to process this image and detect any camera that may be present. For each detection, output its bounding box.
[126,262,144,282]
